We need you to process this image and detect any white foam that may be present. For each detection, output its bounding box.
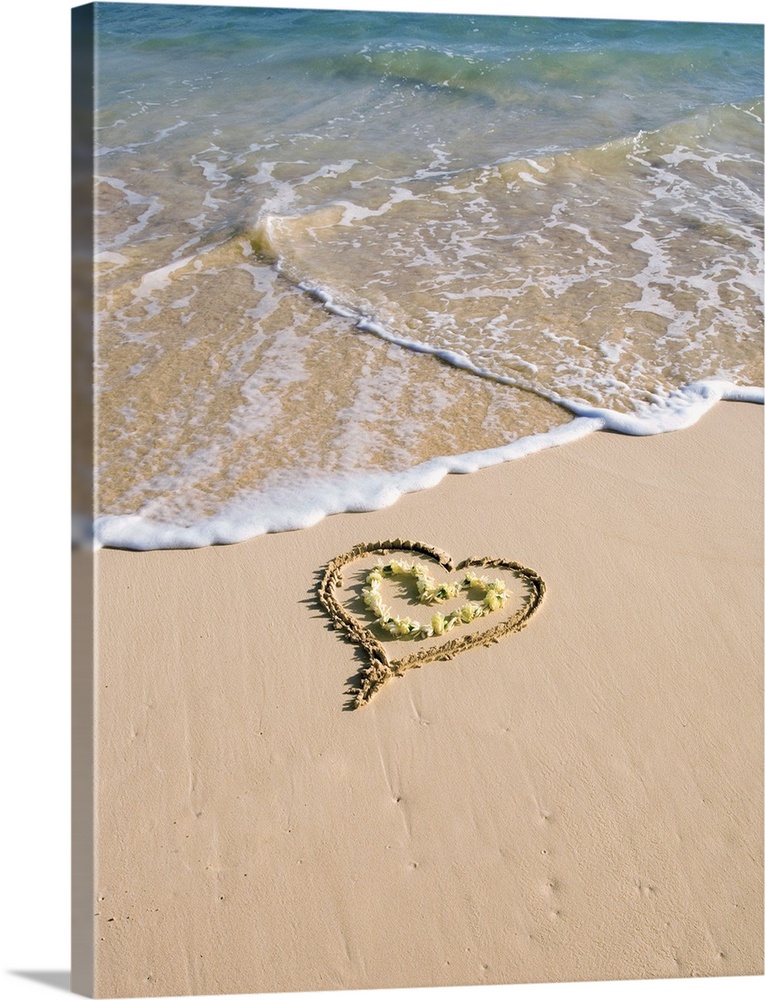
[94,251,130,265]
[287,281,764,430]
[92,373,763,551]
[518,171,545,187]
[335,186,418,226]
[525,159,549,174]
[564,379,763,434]
[134,255,196,299]
[598,340,623,363]
[298,263,763,413]
[93,417,602,550]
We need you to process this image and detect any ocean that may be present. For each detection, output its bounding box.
[90,2,764,549]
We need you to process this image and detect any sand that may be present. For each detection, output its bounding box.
[78,401,763,998]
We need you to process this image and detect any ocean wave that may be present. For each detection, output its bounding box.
[250,99,763,421]
[91,10,764,551]
[92,377,763,551]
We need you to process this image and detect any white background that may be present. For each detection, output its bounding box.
[1,0,761,998]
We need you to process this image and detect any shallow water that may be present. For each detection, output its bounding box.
[91,4,764,549]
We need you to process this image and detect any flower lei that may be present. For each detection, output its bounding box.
[362,558,509,639]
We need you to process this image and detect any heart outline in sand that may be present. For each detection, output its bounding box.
[318,538,546,708]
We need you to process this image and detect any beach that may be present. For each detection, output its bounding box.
[90,400,763,998]
[77,7,765,996]
[90,7,764,551]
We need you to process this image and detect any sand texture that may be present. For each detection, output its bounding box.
[317,538,546,708]
[90,402,763,997]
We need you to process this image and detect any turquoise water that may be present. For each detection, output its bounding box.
[91,4,764,549]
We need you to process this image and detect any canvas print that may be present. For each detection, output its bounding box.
[73,1,764,996]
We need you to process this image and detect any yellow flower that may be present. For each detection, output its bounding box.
[396,617,418,636]
[361,559,508,641]
[390,559,413,575]
[483,591,506,612]
[460,602,486,623]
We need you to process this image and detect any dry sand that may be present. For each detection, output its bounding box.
[83,401,762,998]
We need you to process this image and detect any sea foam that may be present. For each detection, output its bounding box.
[90,10,764,552]
[93,378,761,551]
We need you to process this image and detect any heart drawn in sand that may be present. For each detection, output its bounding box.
[318,539,546,708]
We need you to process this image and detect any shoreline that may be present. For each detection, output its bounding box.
[94,381,764,551]
[91,400,763,997]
